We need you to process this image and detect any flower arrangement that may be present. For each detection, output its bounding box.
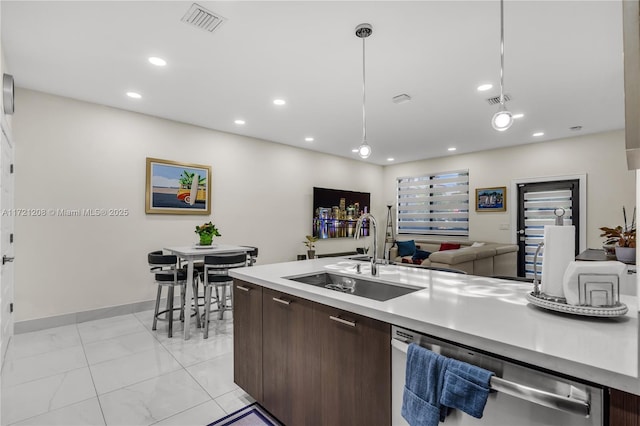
[599,207,636,248]
[195,221,221,245]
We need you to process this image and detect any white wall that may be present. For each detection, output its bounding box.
[383,130,636,248]
[13,89,384,322]
[13,89,636,323]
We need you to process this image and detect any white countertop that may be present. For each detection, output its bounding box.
[230,258,640,395]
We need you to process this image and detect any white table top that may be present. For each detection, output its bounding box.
[230,257,640,395]
[164,244,251,257]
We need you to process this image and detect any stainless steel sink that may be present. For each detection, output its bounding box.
[285,272,420,301]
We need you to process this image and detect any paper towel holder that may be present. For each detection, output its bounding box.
[532,242,544,296]
[532,241,568,303]
[554,208,565,226]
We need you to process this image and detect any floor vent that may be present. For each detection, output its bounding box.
[181,3,226,33]
[486,94,512,105]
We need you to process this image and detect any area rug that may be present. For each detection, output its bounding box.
[208,403,281,426]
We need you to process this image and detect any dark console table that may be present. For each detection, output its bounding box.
[576,249,635,265]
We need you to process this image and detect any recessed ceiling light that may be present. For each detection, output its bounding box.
[448,147,457,151]
[148,57,167,67]
[533,132,544,137]
[273,99,286,106]
[234,119,245,125]
[305,137,314,142]
[387,157,395,162]
[477,84,493,91]
[512,113,524,119]
[126,92,142,99]
[352,148,359,153]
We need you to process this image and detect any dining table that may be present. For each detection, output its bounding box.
[163,244,252,339]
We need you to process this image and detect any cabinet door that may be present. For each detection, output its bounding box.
[262,288,317,426]
[314,303,391,426]
[233,279,263,401]
[610,388,640,426]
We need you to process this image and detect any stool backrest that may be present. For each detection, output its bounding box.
[203,253,247,284]
[204,253,248,269]
[241,246,259,266]
[148,251,180,281]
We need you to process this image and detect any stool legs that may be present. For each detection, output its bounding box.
[167,286,174,338]
[218,284,227,320]
[203,284,213,339]
[152,285,162,331]
[193,279,201,328]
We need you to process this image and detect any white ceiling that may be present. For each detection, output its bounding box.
[1,1,625,165]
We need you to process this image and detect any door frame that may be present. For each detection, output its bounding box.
[509,174,587,254]
[0,115,14,365]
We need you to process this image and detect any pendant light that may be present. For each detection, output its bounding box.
[491,0,513,132]
[356,23,372,159]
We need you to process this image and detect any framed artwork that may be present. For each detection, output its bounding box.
[145,157,211,215]
[476,186,506,212]
[312,187,371,239]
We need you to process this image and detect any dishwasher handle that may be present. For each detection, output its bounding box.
[391,338,591,418]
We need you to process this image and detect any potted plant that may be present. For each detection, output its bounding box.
[195,221,221,246]
[303,235,318,259]
[599,207,636,263]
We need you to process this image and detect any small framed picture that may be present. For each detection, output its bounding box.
[145,157,211,215]
[476,186,506,212]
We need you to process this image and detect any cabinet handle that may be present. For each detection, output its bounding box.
[272,297,291,305]
[329,315,356,327]
[236,285,251,292]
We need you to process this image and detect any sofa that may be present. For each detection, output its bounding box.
[389,239,518,277]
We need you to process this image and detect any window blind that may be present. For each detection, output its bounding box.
[397,170,469,236]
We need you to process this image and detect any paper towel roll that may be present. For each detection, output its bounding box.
[541,225,575,298]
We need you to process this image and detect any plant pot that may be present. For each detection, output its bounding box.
[615,246,636,263]
[307,250,316,259]
[603,243,617,258]
[199,234,213,245]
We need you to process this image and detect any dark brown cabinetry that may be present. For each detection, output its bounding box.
[610,388,640,426]
[233,279,391,426]
[233,280,263,402]
[262,288,317,426]
[314,303,391,426]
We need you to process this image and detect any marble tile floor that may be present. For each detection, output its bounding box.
[1,310,253,426]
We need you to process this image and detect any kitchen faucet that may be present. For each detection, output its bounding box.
[354,213,379,276]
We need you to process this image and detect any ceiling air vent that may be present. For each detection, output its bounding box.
[181,3,226,33]
[486,94,512,105]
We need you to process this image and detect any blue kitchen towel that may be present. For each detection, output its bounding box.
[401,343,450,426]
[440,358,494,419]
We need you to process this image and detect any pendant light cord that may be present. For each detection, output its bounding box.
[362,36,367,144]
[499,0,505,106]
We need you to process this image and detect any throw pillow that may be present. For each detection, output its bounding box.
[397,240,417,257]
[439,243,461,251]
[412,249,431,262]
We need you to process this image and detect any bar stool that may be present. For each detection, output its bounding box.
[148,250,200,338]
[241,246,259,266]
[201,253,247,338]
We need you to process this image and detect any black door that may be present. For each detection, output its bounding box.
[516,180,580,278]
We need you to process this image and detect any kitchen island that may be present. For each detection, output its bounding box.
[230,257,639,424]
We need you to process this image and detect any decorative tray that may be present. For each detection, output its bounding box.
[525,292,628,317]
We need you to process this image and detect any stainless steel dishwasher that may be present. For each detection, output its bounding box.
[391,326,604,426]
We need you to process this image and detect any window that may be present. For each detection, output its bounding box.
[396,170,469,236]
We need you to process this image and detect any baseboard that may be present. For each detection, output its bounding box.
[13,298,173,334]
